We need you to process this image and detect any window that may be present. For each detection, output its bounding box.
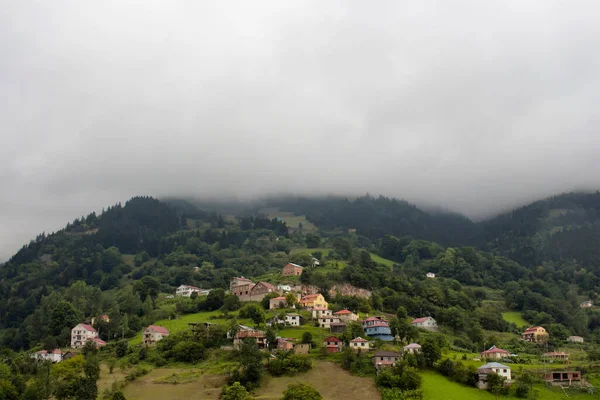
[503,369,507,373]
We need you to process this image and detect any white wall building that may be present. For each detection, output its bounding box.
[176,284,202,297]
[71,323,98,348]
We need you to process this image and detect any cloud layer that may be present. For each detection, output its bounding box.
[2,0,600,259]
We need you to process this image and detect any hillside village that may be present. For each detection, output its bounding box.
[5,195,600,400]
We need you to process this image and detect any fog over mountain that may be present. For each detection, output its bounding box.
[2,0,600,259]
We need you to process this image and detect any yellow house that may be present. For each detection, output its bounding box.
[299,293,328,309]
[521,326,549,343]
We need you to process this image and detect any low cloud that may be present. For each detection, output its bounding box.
[2,1,600,259]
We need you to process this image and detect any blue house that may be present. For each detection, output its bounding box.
[362,317,394,341]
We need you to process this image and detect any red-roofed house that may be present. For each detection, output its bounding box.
[334,309,358,322]
[269,296,288,309]
[88,337,107,348]
[282,263,303,276]
[410,317,438,331]
[312,306,331,319]
[71,323,98,348]
[349,337,370,352]
[323,336,343,353]
[521,326,549,343]
[143,325,170,345]
[234,330,268,350]
[480,345,510,360]
[277,339,294,351]
[372,351,401,369]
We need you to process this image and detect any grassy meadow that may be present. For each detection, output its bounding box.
[502,312,529,328]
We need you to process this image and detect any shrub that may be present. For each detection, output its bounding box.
[267,353,312,376]
[282,383,322,400]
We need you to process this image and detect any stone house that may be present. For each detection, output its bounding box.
[282,263,303,276]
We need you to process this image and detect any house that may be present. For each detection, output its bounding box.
[330,322,347,333]
[233,330,267,350]
[480,345,511,360]
[90,314,110,325]
[231,278,280,302]
[372,351,401,369]
[323,336,343,353]
[270,296,288,310]
[580,300,593,308]
[521,326,549,343]
[88,337,107,348]
[312,307,331,319]
[71,324,98,348]
[230,277,254,291]
[349,337,370,352]
[543,352,569,361]
[361,316,386,329]
[311,257,320,266]
[477,362,511,389]
[31,349,63,363]
[285,313,302,326]
[544,371,582,386]
[333,309,358,322]
[176,284,202,297]
[299,293,328,309]
[277,339,294,351]
[282,263,303,276]
[277,284,292,293]
[363,319,394,341]
[293,343,311,354]
[410,317,438,331]
[143,325,169,346]
[193,266,200,272]
[403,343,422,354]
[426,272,436,279]
[318,316,341,329]
[228,324,256,339]
[567,335,584,343]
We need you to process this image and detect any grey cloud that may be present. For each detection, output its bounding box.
[2,0,600,259]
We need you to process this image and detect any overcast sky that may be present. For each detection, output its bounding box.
[2,1,600,260]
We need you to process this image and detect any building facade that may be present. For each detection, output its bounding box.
[143,325,170,345]
[410,317,438,331]
[71,323,98,348]
[282,263,304,276]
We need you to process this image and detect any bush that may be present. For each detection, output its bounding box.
[514,383,530,398]
[282,383,322,400]
[268,353,312,377]
[125,366,150,382]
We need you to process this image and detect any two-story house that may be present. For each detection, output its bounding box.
[285,313,302,326]
[521,326,549,343]
[323,336,343,353]
[477,362,511,389]
[269,296,288,309]
[234,330,267,350]
[410,317,438,331]
[282,263,303,276]
[333,309,358,322]
[318,315,341,329]
[176,284,202,297]
[143,325,170,345]
[71,323,98,348]
[372,351,401,370]
[312,306,331,319]
[362,317,394,341]
[299,293,328,309]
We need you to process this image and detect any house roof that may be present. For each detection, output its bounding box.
[523,326,545,333]
[89,337,106,346]
[179,284,200,290]
[37,350,47,354]
[271,296,287,301]
[404,343,422,349]
[77,324,97,332]
[233,277,253,282]
[237,331,266,338]
[373,351,400,357]
[285,263,303,269]
[350,337,368,343]
[324,336,342,343]
[365,322,390,328]
[256,281,276,291]
[411,317,433,324]
[147,325,169,334]
[286,313,300,317]
[568,336,583,339]
[334,309,353,315]
[375,360,395,366]
[51,349,62,354]
[481,345,510,355]
[362,316,382,322]
[478,362,510,371]
[301,293,322,300]
[313,305,329,310]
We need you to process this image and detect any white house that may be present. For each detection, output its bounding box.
[312,307,332,319]
[71,324,98,348]
[318,316,341,329]
[143,325,170,345]
[32,349,63,363]
[176,284,202,297]
[403,343,422,354]
[426,272,436,278]
[277,284,292,293]
[567,335,584,343]
[349,337,370,352]
[285,313,302,326]
[410,317,438,331]
[477,362,511,389]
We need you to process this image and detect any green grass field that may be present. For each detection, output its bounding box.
[261,208,318,232]
[369,253,397,267]
[502,311,529,328]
